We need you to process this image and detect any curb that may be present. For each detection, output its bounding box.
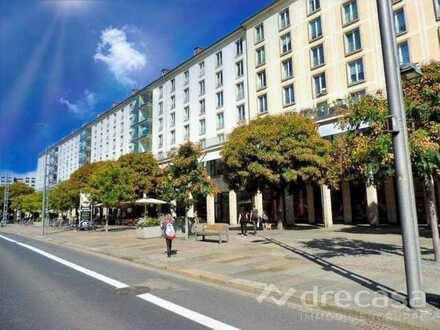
[2,229,437,330]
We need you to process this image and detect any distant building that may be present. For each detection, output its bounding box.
[0,175,36,189]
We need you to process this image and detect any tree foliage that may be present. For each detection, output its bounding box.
[11,192,42,214]
[49,180,79,212]
[118,152,161,197]
[335,94,394,185]
[87,162,136,208]
[161,142,213,213]
[222,112,333,195]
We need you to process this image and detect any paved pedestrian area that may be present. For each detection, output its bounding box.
[2,223,440,329]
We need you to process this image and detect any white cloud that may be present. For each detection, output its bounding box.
[58,89,97,117]
[94,27,146,86]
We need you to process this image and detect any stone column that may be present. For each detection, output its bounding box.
[366,184,379,225]
[254,190,263,216]
[320,184,333,227]
[342,181,352,224]
[306,184,315,224]
[206,194,215,224]
[229,190,238,226]
[385,177,398,224]
[285,188,295,225]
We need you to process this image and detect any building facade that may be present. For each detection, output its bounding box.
[36,87,152,191]
[0,175,36,189]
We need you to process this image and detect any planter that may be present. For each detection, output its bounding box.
[136,226,162,239]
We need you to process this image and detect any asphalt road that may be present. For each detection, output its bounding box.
[0,233,360,330]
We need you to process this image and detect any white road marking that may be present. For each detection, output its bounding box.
[0,234,240,330]
[138,293,240,330]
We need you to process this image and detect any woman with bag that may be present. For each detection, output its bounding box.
[160,214,176,257]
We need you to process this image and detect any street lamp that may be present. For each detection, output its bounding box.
[376,0,425,308]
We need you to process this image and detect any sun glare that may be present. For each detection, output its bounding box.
[43,0,93,13]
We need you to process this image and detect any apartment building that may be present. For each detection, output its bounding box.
[0,175,36,189]
[36,88,152,191]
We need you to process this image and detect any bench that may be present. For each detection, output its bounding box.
[193,223,230,243]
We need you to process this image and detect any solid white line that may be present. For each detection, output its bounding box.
[0,234,128,289]
[137,293,240,330]
[0,234,240,330]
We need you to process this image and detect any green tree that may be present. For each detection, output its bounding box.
[87,162,136,231]
[118,152,162,198]
[49,180,79,213]
[404,62,440,261]
[6,182,35,222]
[222,113,333,229]
[161,142,213,218]
[12,192,42,218]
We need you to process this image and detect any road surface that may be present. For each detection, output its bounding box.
[0,233,360,330]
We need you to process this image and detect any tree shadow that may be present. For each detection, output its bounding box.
[260,235,410,306]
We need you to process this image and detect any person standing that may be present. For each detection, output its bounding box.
[160,214,176,257]
[238,210,249,236]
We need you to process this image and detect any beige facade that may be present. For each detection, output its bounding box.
[244,0,440,120]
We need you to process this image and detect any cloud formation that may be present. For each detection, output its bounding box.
[58,89,97,117]
[94,27,146,86]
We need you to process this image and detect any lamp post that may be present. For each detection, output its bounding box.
[41,150,48,236]
[376,0,425,308]
[2,172,9,227]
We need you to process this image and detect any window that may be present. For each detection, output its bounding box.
[216,51,223,67]
[258,94,268,113]
[170,112,175,127]
[158,118,163,132]
[184,124,190,140]
[309,17,322,40]
[184,88,190,104]
[158,135,163,148]
[255,23,264,43]
[435,0,440,21]
[216,71,223,88]
[170,130,176,145]
[159,86,163,99]
[393,8,406,35]
[184,70,190,85]
[279,8,290,30]
[316,101,329,117]
[170,79,175,92]
[199,61,205,77]
[281,58,293,80]
[350,89,366,101]
[199,119,206,135]
[217,134,225,144]
[199,99,205,115]
[184,106,190,121]
[398,41,410,64]
[236,38,244,56]
[256,46,266,66]
[217,112,224,130]
[237,104,246,122]
[345,28,362,54]
[216,91,224,108]
[280,33,292,54]
[236,60,244,77]
[313,72,327,97]
[343,0,358,25]
[257,70,267,90]
[199,80,205,96]
[170,95,175,109]
[308,0,320,14]
[236,82,245,101]
[283,84,295,106]
[311,44,325,67]
[158,102,163,115]
[347,58,365,84]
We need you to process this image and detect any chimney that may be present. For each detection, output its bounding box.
[161,69,170,77]
[193,47,204,56]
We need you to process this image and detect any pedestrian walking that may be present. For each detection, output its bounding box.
[250,208,258,234]
[239,210,249,236]
[160,214,176,257]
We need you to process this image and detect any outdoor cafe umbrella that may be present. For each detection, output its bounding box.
[135,197,168,220]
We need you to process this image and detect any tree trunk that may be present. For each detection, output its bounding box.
[275,191,284,230]
[105,210,109,232]
[425,175,440,262]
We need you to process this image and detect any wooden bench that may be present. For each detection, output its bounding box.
[193,223,230,243]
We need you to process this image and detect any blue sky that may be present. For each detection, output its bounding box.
[0,0,272,176]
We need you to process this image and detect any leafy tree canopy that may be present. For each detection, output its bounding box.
[161,142,213,212]
[49,180,79,212]
[11,192,42,214]
[222,112,333,195]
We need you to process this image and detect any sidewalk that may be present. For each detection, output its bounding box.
[2,224,440,329]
